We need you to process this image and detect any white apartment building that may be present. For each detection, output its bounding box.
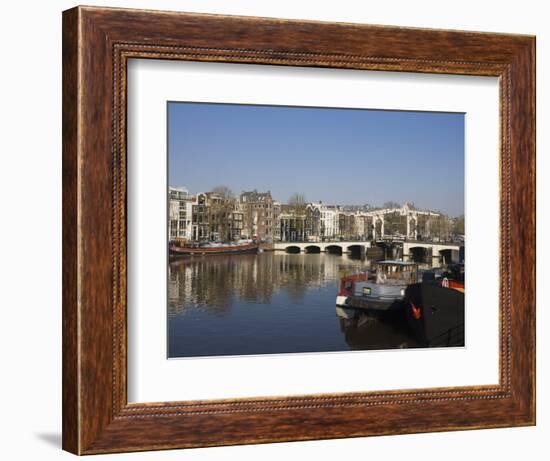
[307,202,340,240]
[168,186,193,240]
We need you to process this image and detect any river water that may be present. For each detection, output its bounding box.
[168,252,422,358]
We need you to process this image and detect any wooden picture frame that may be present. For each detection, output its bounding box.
[62,5,535,454]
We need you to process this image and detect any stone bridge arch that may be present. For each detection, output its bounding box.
[439,248,458,264]
[346,244,366,258]
[409,246,431,263]
[325,245,343,255]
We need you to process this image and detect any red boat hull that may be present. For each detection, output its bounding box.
[169,242,259,256]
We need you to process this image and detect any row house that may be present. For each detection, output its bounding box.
[192,192,244,242]
[170,189,450,244]
[305,202,341,241]
[338,213,355,240]
[239,190,279,242]
[293,202,375,242]
[168,186,193,241]
[279,204,307,242]
[190,192,210,241]
[350,212,373,240]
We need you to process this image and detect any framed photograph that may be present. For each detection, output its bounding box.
[62,6,535,454]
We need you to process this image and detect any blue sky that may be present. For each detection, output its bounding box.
[168,102,464,216]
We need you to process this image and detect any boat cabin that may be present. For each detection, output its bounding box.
[336,261,420,310]
[373,261,419,285]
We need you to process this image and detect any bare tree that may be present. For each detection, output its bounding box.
[288,193,306,207]
[432,212,452,242]
[211,185,235,200]
[385,211,406,236]
[208,186,237,242]
[452,215,465,236]
[383,201,401,209]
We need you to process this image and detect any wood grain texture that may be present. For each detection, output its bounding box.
[62,5,536,455]
[62,7,79,454]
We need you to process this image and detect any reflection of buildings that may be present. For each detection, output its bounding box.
[169,185,457,243]
[168,254,428,355]
[167,253,366,315]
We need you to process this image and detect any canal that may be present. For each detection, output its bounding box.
[168,252,423,358]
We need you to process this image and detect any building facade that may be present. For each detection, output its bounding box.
[280,204,307,242]
[168,186,193,241]
[239,190,277,241]
[306,202,340,241]
[191,192,210,241]
[171,188,453,244]
[366,202,441,240]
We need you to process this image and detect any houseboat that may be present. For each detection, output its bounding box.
[169,239,259,257]
[404,276,465,347]
[336,261,419,312]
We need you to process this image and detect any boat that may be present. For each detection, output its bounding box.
[404,276,465,347]
[336,261,419,312]
[169,240,259,256]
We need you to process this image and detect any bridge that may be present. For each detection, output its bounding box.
[270,240,462,264]
[402,241,461,264]
[272,241,371,256]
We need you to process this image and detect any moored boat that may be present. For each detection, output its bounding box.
[169,240,259,256]
[404,277,465,347]
[336,261,419,312]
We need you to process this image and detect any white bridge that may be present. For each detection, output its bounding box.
[402,241,461,264]
[271,240,461,263]
[272,241,371,254]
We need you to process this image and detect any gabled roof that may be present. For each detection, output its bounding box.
[240,189,272,202]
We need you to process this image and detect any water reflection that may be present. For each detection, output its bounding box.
[168,253,419,358]
[336,307,419,350]
[168,253,369,314]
